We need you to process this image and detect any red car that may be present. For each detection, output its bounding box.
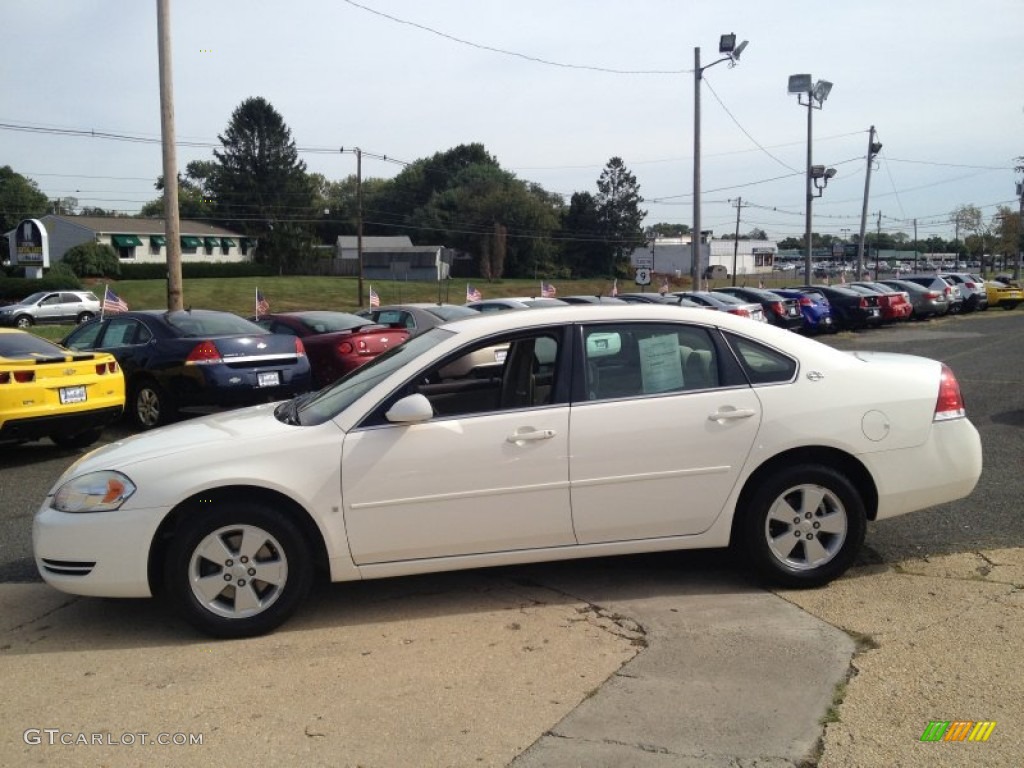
[253,311,409,388]
[849,282,913,323]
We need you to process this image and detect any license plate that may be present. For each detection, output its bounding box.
[869,309,880,316]
[257,372,281,388]
[59,386,87,404]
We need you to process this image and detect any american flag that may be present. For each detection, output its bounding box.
[102,285,128,315]
[256,288,270,317]
[660,279,670,295]
[540,281,557,298]
[369,285,380,308]
[466,284,482,302]
[610,279,618,297]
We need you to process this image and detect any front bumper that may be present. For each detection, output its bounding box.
[32,503,168,597]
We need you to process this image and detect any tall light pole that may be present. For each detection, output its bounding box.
[693,34,748,288]
[788,75,834,284]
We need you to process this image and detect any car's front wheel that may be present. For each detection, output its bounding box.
[739,465,866,588]
[14,315,33,329]
[164,503,313,638]
[131,380,175,429]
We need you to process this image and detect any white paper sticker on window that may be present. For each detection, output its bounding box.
[639,334,684,393]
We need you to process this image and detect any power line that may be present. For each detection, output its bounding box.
[340,0,689,75]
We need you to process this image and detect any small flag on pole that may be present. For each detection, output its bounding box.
[256,288,270,317]
[610,279,618,297]
[466,284,482,302]
[102,285,129,315]
[660,279,669,295]
[540,281,557,298]
[369,285,380,308]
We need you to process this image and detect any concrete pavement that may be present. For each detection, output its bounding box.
[1,548,1021,766]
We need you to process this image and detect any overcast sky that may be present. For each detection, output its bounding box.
[4,0,1021,243]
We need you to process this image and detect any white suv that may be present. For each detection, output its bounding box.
[0,290,101,328]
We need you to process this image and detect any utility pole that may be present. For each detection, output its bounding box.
[692,47,703,289]
[913,218,919,272]
[156,0,183,311]
[731,197,742,286]
[873,211,882,280]
[356,147,364,307]
[1016,180,1023,282]
[856,126,881,280]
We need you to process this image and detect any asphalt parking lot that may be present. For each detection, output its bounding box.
[1,310,1022,766]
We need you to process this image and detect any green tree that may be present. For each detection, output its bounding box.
[141,160,219,220]
[0,166,49,234]
[210,97,315,273]
[646,222,690,239]
[991,205,1020,270]
[62,242,121,277]
[595,157,647,277]
[560,192,607,277]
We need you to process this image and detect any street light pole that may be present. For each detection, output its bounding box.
[693,34,748,289]
[788,75,834,284]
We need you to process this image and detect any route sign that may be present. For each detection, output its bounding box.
[635,268,652,285]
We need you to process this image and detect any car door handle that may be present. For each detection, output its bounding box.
[708,408,757,422]
[506,428,556,444]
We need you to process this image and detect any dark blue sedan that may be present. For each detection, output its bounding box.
[63,310,312,429]
[770,288,835,334]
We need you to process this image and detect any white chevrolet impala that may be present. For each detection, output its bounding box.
[34,305,982,637]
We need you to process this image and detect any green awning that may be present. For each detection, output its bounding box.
[149,235,166,247]
[220,237,236,248]
[204,237,221,249]
[180,236,202,248]
[111,234,143,247]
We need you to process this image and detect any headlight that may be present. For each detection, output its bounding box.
[53,471,137,513]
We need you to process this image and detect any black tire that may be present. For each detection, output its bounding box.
[50,427,103,449]
[164,502,313,638]
[76,312,95,324]
[14,315,33,329]
[739,464,866,588]
[131,379,176,430]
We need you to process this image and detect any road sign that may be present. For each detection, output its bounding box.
[635,254,653,269]
[635,268,652,286]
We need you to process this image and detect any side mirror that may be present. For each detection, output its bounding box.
[385,393,434,424]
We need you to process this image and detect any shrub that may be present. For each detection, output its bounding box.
[62,242,121,278]
[0,274,84,302]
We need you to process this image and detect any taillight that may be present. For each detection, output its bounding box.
[295,338,306,357]
[14,370,35,383]
[731,308,750,317]
[0,372,8,384]
[94,361,118,375]
[770,302,785,316]
[934,364,966,421]
[338,341,353,355]
[799,296,813,306]
[185,340,222,364]
[925,291,939,299]
[859,298,869,308]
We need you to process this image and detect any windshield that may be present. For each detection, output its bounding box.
[20,292,48,305]
[292,327,453,425]
[424,305,477,321]
[296,312,372,333]
[166,311,269,337]
[0,332,67,359]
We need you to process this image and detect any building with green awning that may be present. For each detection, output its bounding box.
[11,215,253,266]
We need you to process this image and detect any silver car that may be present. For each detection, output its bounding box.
[0,290,101,328]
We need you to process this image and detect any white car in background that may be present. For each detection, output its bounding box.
[34,305,982,637]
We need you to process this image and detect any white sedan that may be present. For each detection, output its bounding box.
[34,305,982,638]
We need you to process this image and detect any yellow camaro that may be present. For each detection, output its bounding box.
[0,329,125,448]
[984,280,1023,310]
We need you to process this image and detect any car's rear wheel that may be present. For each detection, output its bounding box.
[740,465,866,588]
[14,315,33,329]
[164,503,313,638]
[50,427,103,449]
[76,312,94,324]
[131,380,175,429]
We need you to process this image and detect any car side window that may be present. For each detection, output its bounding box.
[723,332,797,385]
[582,323,720,401]
[101,317,146,347]
[64,321,104,350]
[41,294,62,306]
[60,293,83,304]
[369,330,563,424]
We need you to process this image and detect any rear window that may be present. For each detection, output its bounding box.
[425,305,478,321]
[166,311,268,337]
[724,332,797,385]
[0,333,67,359]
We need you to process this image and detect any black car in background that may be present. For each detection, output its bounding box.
[62,310,312,429]
[791,285,883,330]
[714,286,804,330]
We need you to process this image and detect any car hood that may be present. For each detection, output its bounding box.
[61,402,331,477]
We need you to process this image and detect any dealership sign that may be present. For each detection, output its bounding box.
[12,219,50,268]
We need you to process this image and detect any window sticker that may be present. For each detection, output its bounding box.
[639,334,685,393]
